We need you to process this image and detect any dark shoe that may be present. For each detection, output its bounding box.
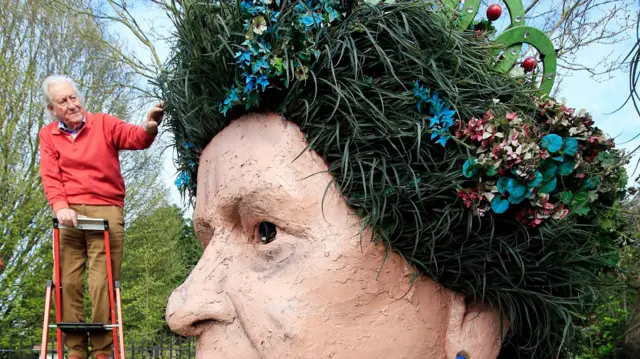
[94,355,113,359]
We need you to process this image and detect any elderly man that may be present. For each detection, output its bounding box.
[38,75,163,359]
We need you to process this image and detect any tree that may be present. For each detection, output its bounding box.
[0,0,169,342]
[118,204,201,343]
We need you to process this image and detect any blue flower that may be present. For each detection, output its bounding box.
[428,94,444,114]
[235,51,251,65]
[175,171,191,189]
[245,75,257,92]
[240,0,260,15]
[562,137,578,156]
[435,130,450,147]
[527,171,543,188]
[220,102,232,116]
[491,197,509,214]
[224,89,239,105]
[541,134,563,153]
[256,75,270,91]
[413,82,431,112]
[497,177,511,194]
[257,41,272,54]
[326,6,340,21]
[462,158,477,178]
[429,114,441,128]
[251,56,271,74]
[300,12,324,29]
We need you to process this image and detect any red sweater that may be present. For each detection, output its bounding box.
[38,111,157,213]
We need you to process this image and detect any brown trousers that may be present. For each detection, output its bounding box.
[55,204,125,359]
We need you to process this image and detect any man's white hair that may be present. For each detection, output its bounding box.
[41,75,86,122]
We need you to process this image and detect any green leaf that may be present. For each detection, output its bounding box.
[574,206,591,216]
[560,191,573,204]
[541,134,563,153]
[585,177,600,190]
[539,160,558,181]
[540,177,557,194]
[574,191,590,207]
[486,166,498,176]
[558,159,575,176]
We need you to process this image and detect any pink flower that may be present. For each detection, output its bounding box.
[576,173,585,179]
[583,116,594,127]
[457,189,480,208]
[516,208,545,227]
[588,136,602,144]
[561,105,575,116]
[468,117,486,141]
[540,149,549,159]
[474,205,490,217]
[483,110,495,122]
[558,209,569,219]
[491,144,501,159]
[481,125,496,148]
[454,120,468,138]
[506,112,517,121]
[508,130,520,147]
[552,205,570,220]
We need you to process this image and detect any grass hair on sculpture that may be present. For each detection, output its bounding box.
[154,0,631,356]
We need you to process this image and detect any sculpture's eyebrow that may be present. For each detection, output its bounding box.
[217,184,315,239]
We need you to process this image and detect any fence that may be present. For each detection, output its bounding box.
[0,332,195,359]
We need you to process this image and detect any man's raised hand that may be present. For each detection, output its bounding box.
[143,102,165,135]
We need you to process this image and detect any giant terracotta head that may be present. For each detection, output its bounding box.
[165,113,508,358]
[157,0,629,357]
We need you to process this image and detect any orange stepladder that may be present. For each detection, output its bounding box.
[39,217,126,359]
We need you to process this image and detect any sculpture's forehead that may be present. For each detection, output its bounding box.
[196,113,319,199]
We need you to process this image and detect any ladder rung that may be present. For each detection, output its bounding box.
[50,322,118,333]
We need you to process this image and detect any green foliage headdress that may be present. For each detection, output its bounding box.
[155,0,630,356]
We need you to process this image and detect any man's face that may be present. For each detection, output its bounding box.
[165,114,506,359]
[47,81,84,127]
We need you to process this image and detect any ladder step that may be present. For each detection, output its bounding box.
[52,322,117,333]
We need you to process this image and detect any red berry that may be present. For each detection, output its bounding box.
[522,56,537,72]
[486,4,502,21]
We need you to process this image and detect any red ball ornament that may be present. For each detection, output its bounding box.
[486,4,502,21]
[522,57,537,72]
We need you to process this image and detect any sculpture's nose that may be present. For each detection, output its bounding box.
[165,236,237,336]
[166,280,236,336]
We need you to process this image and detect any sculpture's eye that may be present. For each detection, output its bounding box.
[258,221,277,244]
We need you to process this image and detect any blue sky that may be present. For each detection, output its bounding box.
[105,1,640,213]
